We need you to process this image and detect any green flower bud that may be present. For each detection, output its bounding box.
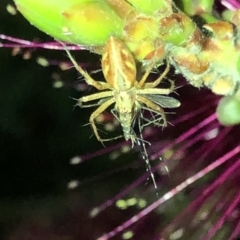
[15,0,80,42]
[62,1,124,45]
[15,0,124,46]
[178,0,214,16]
[217,96,240,126]
[127,0,170,15]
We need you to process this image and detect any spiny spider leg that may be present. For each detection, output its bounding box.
[140,107,165,129]
[64,45,111,91]
[89,98,122,143]
[137,81,175,95]
[144,61,170,88]
[137,96,167,127]
[137,61,170,88]
[79,91,113,104]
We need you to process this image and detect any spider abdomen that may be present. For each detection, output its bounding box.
[102,36,136,91]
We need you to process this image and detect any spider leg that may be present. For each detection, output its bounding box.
[143,61,171,88]
[64,46,111,90]
[137,81,175,95]
[79,91,113,105]
[136,96,167,127]
[137,61,155,89]
[140,107,164,128]
[137,61,170,89]
[89,98,122,143]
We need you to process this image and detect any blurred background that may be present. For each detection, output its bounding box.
[1,1,240,240]
[1,1,171,239]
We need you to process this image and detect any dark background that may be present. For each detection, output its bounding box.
[0,1,167,239]
[1,1,237,240]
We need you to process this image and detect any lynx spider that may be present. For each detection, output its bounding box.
[65,36,180,145]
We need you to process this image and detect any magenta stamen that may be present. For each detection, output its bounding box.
[97,146,240,239]
[0,34,84,50]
